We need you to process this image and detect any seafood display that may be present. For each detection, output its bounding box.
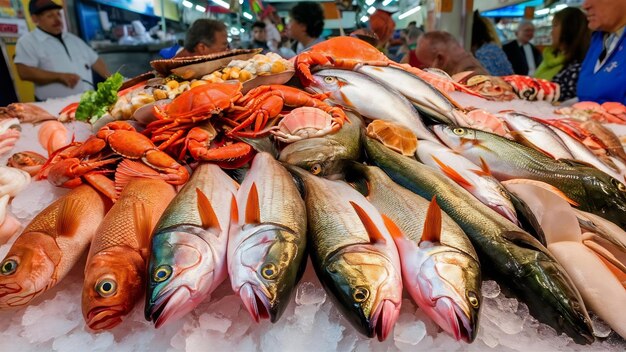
[1,36,626,351]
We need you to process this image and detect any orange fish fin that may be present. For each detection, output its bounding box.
[502,179,580,206]
[133,202,153,250]
[431,156,473,189]
[471,157,493,177]
[56,197,84,237]
[230,194,239,224]
[244,182,261,224]
[381,214,404,241]
[349,201,387,244]
[420,196,442,244]
[196,188,221,231]
[115,160,160,194]
[340,91,354,108]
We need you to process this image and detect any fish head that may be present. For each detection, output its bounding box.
[145,228,222,328]
[279,113,362,178]
[233,223,305,323]
[308,70,350,99]
[583,174,626,228]
[432,125,481,152]
[0,232,59,308]
[82,247,145,331]
[321,245,402,341]
[419,250,482,342]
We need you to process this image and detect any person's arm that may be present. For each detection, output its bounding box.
[91,58,110,78]
[15,63,80,87]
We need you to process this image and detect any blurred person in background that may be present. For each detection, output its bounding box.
[502,21,542,76]
[400,27,426,68]
[471,11,514,76]
[415,31,489,77]
[249,21,269,53]
[535,7,590,101]
[175,19,229,58]
[288,2,325,54]
[259,5,282,53]
[14,0,110,101]
[577,0,626,104]
[369,9,396,54]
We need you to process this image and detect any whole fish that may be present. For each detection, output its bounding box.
[82,178,175,331]
[145,163,237,328]
[580,120,626,164]
[349,164,481,342]
[434,125,626,229]
[278,112,362,177]
[548,125,625,181]
[0,185,110,308]
[356,65,459,124]
[307,69,439,142]
[415,139,518,224]
[228,152,307,323]
[363,136,594,344]
[288,165,402,341]
[497,111,573,160]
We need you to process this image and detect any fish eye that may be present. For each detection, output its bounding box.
[453,128,466,135]
[96,279,118,297]
[0,259,17,275]
[324,76,335,83]
[352,287,370,303]
[467,291,479,308]
[311,164,322,175]
[153,265,172,283]
[615,180,626,192]
[261,263,278,280]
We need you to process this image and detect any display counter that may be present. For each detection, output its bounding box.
[96,42,175,78]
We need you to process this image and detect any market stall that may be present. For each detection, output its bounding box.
[0,35,625,352]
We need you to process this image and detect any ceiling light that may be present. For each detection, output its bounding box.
[243,12,253,20]
[398,5,421,20]
[535,8,550,16]
[182,0,192,8]
[195,4,206,12]
[212,0,230,9]
[360,15,369,22]
[367,6,376,14]
[365,0,375,6]
[382,0,392,6]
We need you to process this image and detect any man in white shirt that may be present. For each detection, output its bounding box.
[502,21,543,76]
[14,0,110,101]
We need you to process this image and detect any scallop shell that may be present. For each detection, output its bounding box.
[150,49,262,79]
[366,120,417,156]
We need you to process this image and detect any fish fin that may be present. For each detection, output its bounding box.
[230,194,239,224]
[473,157,493,177]
[244,182,261,224]
[431,156,473,189]
[420,196,442,244]
[559,158,596,169]
[582,237,626,277]
[509,131,556,159]
[133,202,153,250]
[115,160,161,193]
[56,197,85,237]
[381,214,404,241]
[339,91,354,108]
[196,188,221,231]
[349,201,387,244]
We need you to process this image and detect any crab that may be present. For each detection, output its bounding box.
[365,120,417,156]
[41,121,189,200]
[458,74,517,101]
[501,75,560,102]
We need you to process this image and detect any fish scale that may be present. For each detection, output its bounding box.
[88,179,175,254]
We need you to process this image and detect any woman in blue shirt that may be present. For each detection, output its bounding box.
[471,11,514,76]
[577,0,626,104]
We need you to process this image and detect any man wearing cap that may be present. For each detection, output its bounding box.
[14,0,110,101]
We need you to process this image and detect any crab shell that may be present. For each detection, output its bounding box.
[150,49,262,79]
[365,120,417,156]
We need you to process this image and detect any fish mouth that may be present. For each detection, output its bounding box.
[370,299,400,342]
[147,286,192,328]
[435,297,476,342]
[86,305,126,331]
[239,283,272,323]
[495,204,519,225]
